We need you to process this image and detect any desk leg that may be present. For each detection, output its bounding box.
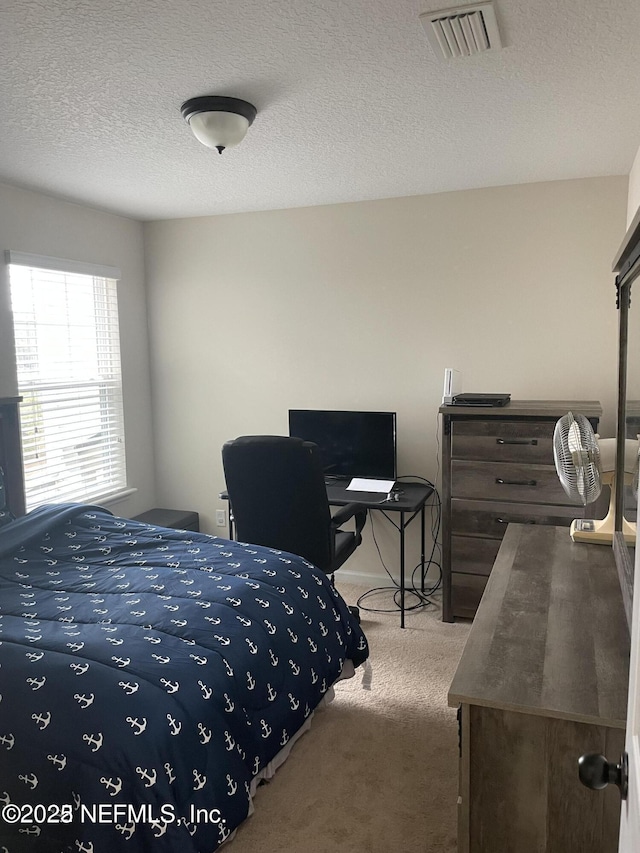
[400,509,406,629]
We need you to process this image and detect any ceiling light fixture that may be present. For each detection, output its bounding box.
[180,96,257,154]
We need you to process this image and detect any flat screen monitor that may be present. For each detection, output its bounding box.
[288,409,397,480]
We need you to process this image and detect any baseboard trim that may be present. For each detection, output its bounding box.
[333,568,395,588]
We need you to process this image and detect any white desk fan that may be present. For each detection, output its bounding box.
[553,411,638,544]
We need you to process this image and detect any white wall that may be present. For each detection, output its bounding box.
[0,175,627,583]
[0,182,156,516]
[144,176,627,583]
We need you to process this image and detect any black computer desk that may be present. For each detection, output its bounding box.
[220,480,434,628]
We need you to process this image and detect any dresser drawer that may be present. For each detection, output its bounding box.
[452,535,502,576]
[451,420,554,463]
[451,499,576,538]
[451,460,580,505]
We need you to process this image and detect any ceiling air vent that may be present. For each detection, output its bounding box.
[420,3,502,59]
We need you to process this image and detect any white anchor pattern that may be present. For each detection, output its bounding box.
[0,504,368,852]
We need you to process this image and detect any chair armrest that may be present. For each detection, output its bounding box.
[331,502,367,539]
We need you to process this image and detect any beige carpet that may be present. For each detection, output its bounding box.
[228,582,471,853]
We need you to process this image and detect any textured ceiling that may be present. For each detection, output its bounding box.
[1,0,640,221]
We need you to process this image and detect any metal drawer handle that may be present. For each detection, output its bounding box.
[495,478,537,487]
[496,438,538,445]
[496,518,537,525]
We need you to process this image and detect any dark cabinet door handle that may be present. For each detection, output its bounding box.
[578,752,628,800]
[496,438,538,446]
[495,478,537,487]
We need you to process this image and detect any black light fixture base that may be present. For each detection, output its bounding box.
[180,96,257,126]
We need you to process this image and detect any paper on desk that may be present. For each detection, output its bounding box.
[347,478,395,493]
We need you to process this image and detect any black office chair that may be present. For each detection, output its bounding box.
[221,435,367,587]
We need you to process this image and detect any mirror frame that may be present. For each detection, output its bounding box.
[613,209,640,631]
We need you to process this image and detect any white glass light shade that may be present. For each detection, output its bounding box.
[188,111,251,152]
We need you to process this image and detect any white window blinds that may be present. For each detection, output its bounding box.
[6,251,127,510]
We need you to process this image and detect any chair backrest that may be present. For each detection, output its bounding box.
[221,435,333,572]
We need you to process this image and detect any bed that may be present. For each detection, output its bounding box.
[0,405,369,853]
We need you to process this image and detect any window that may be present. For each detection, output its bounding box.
[6,251,127,510]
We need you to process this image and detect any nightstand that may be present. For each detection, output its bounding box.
[131,507,200,532]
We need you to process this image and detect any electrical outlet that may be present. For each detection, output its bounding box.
[216,509,226,527]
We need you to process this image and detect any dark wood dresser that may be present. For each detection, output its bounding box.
[440,399,602,621]
[449,523,629,853]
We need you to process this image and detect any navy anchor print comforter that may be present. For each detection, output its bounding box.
[0,504,368,852]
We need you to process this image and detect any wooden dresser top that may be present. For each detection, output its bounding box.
[448,523,630,728]
[439,399,603,419]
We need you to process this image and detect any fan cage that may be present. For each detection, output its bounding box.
[553,412,602,505]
